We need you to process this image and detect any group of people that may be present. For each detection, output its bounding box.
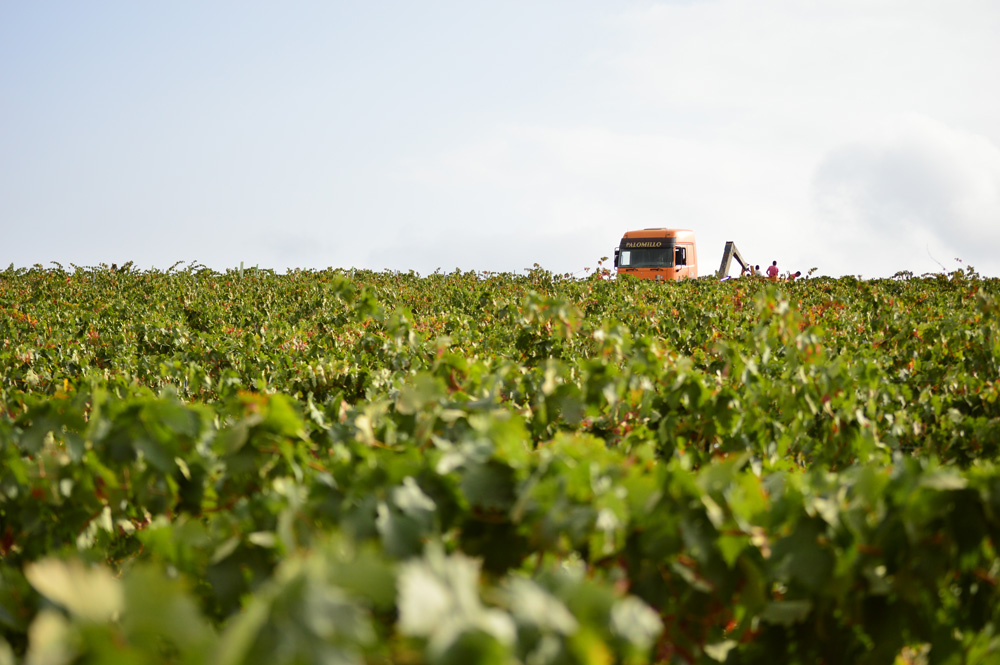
[740,261,801,281]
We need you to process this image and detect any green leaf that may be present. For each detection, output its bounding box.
[760,600,812,626]
[459,461,516,512]
[261,393,306,437]
[609,596,662,652]
[503,577,578,634]
[393,476,437,517]
[704,639,739,661]
[395,373,446,415]
[397,545,515,655]
[121,565,215,660]
[717,533,750,568]
[25,558,123,622]
[918,468,967,491]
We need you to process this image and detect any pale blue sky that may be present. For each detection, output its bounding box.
[3,1,1000,277]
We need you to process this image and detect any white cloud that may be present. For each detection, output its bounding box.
[813,116,1000,275]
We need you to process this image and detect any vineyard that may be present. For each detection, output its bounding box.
[2,262,1000,664]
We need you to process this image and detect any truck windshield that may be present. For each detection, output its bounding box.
[618,240,675,268]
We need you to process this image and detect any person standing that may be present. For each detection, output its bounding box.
[766,261,779,279]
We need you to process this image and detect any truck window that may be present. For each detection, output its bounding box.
[675,246,686,266]
[618,241,676,268]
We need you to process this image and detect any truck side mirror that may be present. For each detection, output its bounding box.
[613,249,619,268]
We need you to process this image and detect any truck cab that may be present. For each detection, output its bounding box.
[614,228,698,280]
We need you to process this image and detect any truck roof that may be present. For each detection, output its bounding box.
[621,228,695,239]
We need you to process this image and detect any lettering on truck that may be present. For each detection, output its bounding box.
[621,241,664,248]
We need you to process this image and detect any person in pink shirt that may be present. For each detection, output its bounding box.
[766,261,779,279]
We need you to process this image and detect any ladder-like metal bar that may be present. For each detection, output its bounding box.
[717,241,747,278]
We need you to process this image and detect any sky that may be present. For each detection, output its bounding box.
[3,1,999,279]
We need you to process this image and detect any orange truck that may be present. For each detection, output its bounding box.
[613,228,746,281]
